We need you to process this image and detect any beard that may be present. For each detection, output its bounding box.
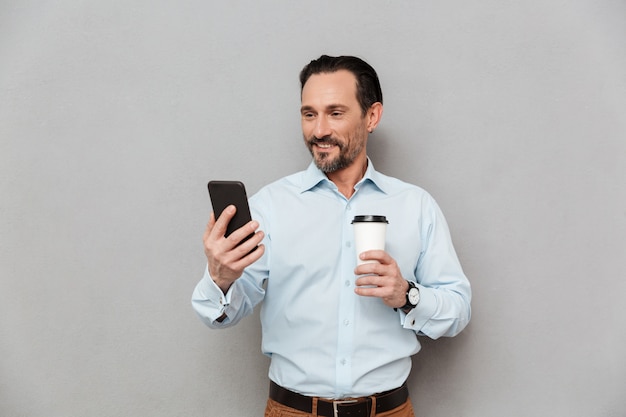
[304,131,366,174]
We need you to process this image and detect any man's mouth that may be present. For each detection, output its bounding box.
[316,142,334,149]
[310,137,340,150]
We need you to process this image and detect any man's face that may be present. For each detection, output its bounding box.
[300,70,369,173]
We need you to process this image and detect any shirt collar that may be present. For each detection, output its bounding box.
[300,157,388,194]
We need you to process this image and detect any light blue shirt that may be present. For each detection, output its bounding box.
[192,160,471,398]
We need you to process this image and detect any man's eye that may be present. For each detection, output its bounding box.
[303,113,315,119]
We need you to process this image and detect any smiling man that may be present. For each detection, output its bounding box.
[301,68,379,184]
[192,55,472,417]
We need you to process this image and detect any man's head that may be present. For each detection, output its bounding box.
[299,55,383,175]
[299,55,383,117]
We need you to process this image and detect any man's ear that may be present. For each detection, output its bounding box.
[366,102,383,133]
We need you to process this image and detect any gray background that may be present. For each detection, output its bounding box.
[1,1,625,416]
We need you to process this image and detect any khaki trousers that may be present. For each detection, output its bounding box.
[264,397,416,417]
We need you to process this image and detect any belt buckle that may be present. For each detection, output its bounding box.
[332,399,358,417]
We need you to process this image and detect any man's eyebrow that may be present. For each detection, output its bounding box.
[300,104,349,113]
[326,104,349,111]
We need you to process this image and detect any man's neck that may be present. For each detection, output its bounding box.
[326,156,368,199]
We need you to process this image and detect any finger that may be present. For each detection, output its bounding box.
[219,240,266,284]
[230,228,264,259]
[355,274,382,287]
[233,241,266,267]
[225,220,261,248]
[203,211,216,243]
[354,260,385,277]
[359,249,390,264]
[355,278,398,302]
[355,272,395,287]
[354,283,388,298]
[210,205,237,240]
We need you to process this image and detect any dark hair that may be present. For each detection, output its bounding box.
[299,55,383,116]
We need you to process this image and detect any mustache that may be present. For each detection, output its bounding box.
[307,136,341,147]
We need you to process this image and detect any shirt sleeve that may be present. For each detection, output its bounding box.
[400,195,472,339]
[191,265,260,328]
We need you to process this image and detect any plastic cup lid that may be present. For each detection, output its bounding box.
[351,215,389,223]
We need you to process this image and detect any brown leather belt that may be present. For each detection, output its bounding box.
[269,381,409,417]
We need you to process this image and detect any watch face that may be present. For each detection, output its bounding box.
[408,288,420,305]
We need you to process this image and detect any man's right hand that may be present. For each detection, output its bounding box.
[203,205,265,293]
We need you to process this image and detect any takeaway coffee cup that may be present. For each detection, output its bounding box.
[351,215,389,265]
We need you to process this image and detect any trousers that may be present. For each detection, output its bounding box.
[264,397,416,417]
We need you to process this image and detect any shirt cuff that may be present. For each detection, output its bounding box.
[192,266,237,325]
[400,284,437,331]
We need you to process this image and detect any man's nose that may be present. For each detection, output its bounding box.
[315,116,332,138]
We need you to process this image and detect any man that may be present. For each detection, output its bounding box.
[192,55,471,417]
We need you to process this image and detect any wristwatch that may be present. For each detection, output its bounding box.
[400,280,420,312]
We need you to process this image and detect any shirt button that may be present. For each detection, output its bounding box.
[340,359,347,365]
[346,204,352,210]
[344,280,350,287]
[343,319,350,326]
[346,241,351,248]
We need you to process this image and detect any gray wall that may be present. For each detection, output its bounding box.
[2,1,625,416]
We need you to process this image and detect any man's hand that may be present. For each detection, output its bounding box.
[353,250,408,309]
[203,205,265,293]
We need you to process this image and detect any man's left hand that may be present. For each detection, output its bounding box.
[353,250,408,309]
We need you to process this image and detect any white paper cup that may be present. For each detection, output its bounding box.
[352,215,388,265]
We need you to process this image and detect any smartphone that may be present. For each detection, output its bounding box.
[207,180,257,251]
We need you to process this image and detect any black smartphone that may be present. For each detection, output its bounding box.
[207,180,256,251]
